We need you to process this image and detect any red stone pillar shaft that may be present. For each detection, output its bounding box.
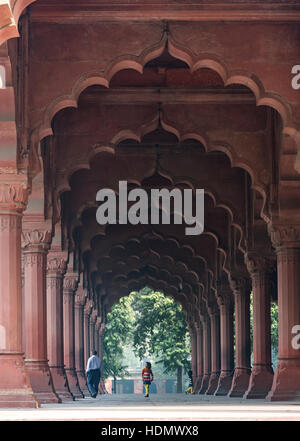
[63,274,84,399]
[199,317,211,394]
[193,322,203,393]
[266,226,300,400]
[228,281,251,397]
[0,182,37,408]
[84,302,92,370]
[90,312,96,352]
[74,291,89,396]
[22,229,60,404]
[46,255,74,401]
[99,323,107,393]
[244,254,273,399]
[206,307,220,395]
[215,297,234,395]
[190,326,197,388]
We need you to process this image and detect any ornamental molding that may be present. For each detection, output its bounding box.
[23,253,44,268]
[0,215,20,231]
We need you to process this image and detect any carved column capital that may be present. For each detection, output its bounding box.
[47,254,67,276]
[63,273,78,293]
[0,181,28,212]
[100,323,106,335]
[22,229,52,253]
[95,317,102,331]
[268,222,300,249]
[216,280,233,308]
[244,251,274,275]
[84,299,93,316]
[74,286,86,307]
[90,309,98,324]
[208,302,219,317]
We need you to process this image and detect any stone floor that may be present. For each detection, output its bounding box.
[1,393,300,421]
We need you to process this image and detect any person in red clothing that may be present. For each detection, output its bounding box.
[142,361,154,398]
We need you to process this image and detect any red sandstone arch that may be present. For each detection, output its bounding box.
[0,1,38,47]
[27,32,300,180]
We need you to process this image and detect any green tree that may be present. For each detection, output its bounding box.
[102,296,134,393]
[130,287,191,392]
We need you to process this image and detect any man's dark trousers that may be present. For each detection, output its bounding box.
[87,369,101,397]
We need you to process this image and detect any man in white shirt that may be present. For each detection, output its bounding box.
[86,350,101,398]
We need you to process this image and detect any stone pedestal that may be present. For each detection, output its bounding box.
[244,253,274,399]
[63,273,84,399]
[266,226,300,401]
[22,227,60,404]
[228,279,251,398]
[47,253,74,401]
[214,294,234,396]
[0,183,37,407]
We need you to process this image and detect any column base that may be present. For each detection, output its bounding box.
[199,374,210,394]
[205,372,220,395]
[266,359,300,401]
[0,353,38,408]
[49,366,75,401]
[214,371,233,396]
[25,359,61,404]
[76,370,89,396]
[99,379,107,394]
[193,375,203,394]
[65,368,84,399]
[228,367,251,398]
[244,364,273,399]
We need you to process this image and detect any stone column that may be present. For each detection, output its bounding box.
[228,278,251,397]
[199,315,211,394]
[193,321,203,393]
[84,300,92,370]
[244,252,274,399]
[266,225,300,401]
[215,293,234,396]
[189,325,197,388]
[22,227,60,404]
[90,310,97,353]
[74,286,89,396]
[206,304,220,394]
[0,182,37,408]
[63,272,84,399]
[46,253,74,401]
[99,323,107,394]
[95,317,101,357]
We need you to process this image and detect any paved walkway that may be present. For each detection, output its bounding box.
[1,393,300,421]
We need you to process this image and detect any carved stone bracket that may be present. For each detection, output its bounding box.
[268,222,300,249]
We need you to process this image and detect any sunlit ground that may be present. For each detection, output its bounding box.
[1,393,300,421]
